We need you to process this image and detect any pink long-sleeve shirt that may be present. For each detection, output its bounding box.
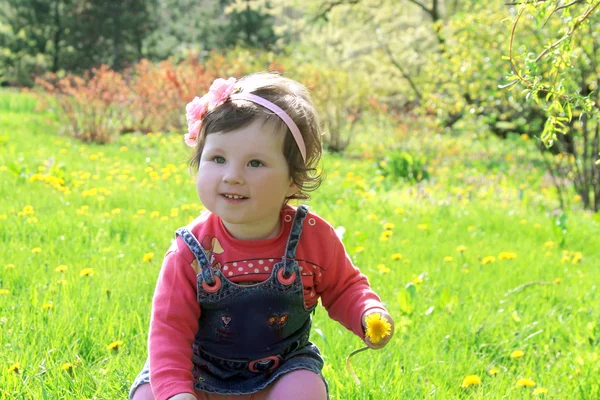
[148,205,387,400]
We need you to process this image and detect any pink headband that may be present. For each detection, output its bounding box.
[185,77,307,163]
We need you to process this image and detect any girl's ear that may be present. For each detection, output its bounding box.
[286,180,300,197]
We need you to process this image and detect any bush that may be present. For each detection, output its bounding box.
[379,150,430,183]
[36,65,130,143]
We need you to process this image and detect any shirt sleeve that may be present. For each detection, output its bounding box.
[149,250,200,400]
[316,227,388,339]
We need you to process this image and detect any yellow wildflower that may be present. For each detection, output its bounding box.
[444,256,453,262]
[106,340,124,351]
[353,246,364,253]
[0,289,9,295]
[31,247,42,253]
[481,256,496,265]
[499,252,517,260]
[42,303,53,310]
[61,362,74,372]
[417,224,428,230]
[383,223,395,230]
[511,350,525,358]
[456,245,467,253]
[55,265,68,272]
[461,375,481,388]
[391,253,403,260]
[515,378,535,387]
[364,313,392,344]
[142,252,155,263]
[5,264,15,270]
[533,388,548,395]
[8,362,20,373]
[377,264,390,274]
[488,367,500,375]
[544,241,554,248]
[79,268,95,277]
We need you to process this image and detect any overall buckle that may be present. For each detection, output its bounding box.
[248,356,280,373]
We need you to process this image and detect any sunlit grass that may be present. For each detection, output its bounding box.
[1,90,599,399]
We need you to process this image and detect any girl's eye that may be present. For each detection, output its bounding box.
[213,156,225,164]
[248,160,264,168]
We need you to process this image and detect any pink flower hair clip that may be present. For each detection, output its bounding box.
[184,77,237,146]
[184,76,307,162]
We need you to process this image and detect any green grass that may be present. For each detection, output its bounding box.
[1,89,599,399]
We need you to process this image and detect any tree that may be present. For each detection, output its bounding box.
[505,0,600,211]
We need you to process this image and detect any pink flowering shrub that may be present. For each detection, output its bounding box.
[36,65,131,143]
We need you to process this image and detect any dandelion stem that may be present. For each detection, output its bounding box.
[503,281,556,296]
[345,346,369,385]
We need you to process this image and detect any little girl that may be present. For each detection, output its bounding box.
[130,72,394,400]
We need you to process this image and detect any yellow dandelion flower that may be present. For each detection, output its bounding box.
[488,367,500,375]
[57,279,67,285]
[111,208,121,215]
[394,208,405,214]
[499,252,517,260]
[0,289,9,295]
[377,264,390,274]
[481,256,496,265]
[353,246,364,253]
[467,225,476,231]
[61,362,74,372]
[516,378,535,387]
[5,264,15,269]
[554,277,562,284]
[383,223,395,230]
[364,313,392,344]
[391,253,402,260]
[544,241,555,248]
[42,303,53,310]
[444,256,453,262]
[106,340,124,351]
[417,224,428,230]
[412,275,424,284]
[31,247,42,253]
[55,265,68,272]
[142,252,155,263]
[456,245,467,252]
[461,375,481,388]
[533,387,548,396]
[571,252,583,264]
[8,362,20,373]
[150,211,160,218]
[511,350,525,358]
[79,268,95,277]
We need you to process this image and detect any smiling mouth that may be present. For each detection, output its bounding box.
[222,194,248,200]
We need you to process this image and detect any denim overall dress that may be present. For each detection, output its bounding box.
[129,205,326,398]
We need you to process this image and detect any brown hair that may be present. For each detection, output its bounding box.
[189,72,323,200]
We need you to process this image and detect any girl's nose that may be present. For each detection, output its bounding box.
[222,165,244,185]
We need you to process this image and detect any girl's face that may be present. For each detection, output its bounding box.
[197,118,298,240]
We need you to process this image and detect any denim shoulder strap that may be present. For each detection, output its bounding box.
[175,227,215,284]
[281,205,308,271]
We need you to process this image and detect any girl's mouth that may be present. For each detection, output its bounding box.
[222,194,247,200]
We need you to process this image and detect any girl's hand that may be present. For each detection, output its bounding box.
[168,393,197,400]
[361,310,394,350]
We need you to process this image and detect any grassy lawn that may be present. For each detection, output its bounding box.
[1,90,599,399]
